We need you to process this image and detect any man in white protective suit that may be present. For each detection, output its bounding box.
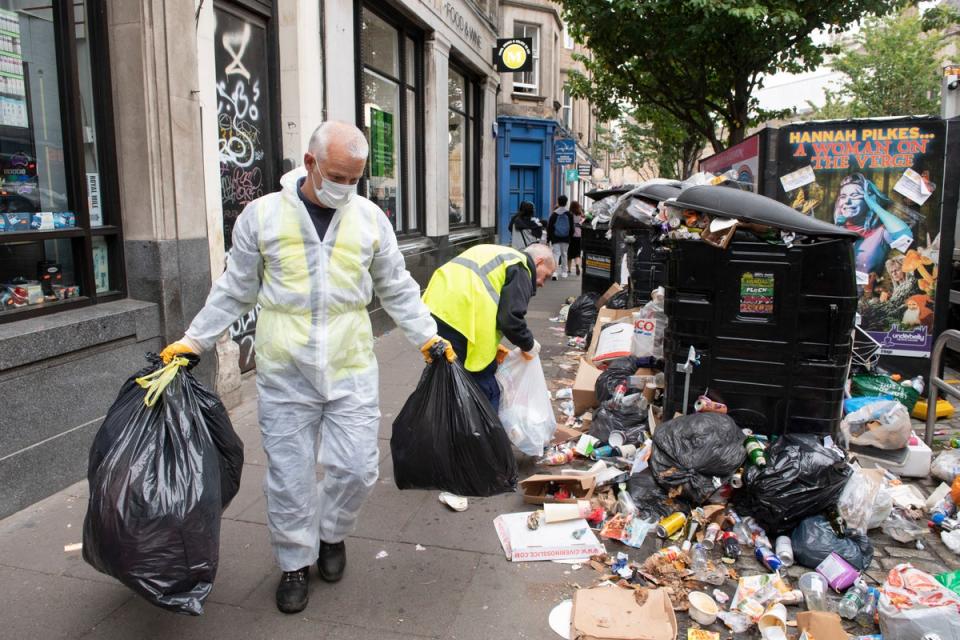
[160,121,455,614]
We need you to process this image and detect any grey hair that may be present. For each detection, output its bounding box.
[308,121,369,161]
[524,243,556,272]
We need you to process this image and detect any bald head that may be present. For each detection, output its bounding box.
[308,121,369,162]
[524,243,556,287]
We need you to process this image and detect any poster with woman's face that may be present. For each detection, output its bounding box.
[776,118,946,357]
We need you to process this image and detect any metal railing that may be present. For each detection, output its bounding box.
[925,328,960,445]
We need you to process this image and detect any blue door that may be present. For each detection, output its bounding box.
[504,167,539,241]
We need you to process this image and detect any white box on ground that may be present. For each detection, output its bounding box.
[856,432,932,478]
[494,512,604,562]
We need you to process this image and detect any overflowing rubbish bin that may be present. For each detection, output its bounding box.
[581,186,635,295]
[616,181,682,305]
[661,186,859,436]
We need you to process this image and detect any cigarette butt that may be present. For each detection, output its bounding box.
[64,543,82,553]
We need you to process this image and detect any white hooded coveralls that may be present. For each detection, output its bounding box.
[185,169,436,570]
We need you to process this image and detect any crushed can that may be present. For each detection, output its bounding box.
[755,545,782,571]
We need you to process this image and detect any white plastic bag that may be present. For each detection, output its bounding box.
[878,564,960,640]
[839,467,893,532]
[630,312,656,358]
[495,349,557,456]
[931,449,960,483]
[593,322,633,363]
[841,400,912,450]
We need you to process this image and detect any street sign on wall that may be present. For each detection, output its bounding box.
[555,138,575,165]
[493,38,533,72]
[577,163,592,177]
[565,168,579,183]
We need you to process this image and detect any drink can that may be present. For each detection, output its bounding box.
[775,535,794,567]
[616,444,637,458]
[703,522,721,549]
[590,445,615,460]
[607,430,626,448]
[656,512,687,538]
[729,472,743,488]
[755,545,782,571]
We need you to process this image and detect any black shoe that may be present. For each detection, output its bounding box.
[275,566,309,614]
[318,541,346,582]
[576,265,581,276]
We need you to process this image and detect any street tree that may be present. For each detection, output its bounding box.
[806,9,952,119]
[560,0,906,152]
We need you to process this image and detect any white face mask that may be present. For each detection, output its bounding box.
[313,166,357,208]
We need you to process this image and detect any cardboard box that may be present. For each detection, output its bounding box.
[595,283,623,309]
[494,512,604,562]
[586,307,637,360]
[551,424,584,446]
[796,611,846,640]
[573,357,602,415]
[519,474,597,505]
[571,587,677,640]
[592,322,634,365]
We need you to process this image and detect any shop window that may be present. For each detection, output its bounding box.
[513,22,539,94]
[358,5,422,235]
[0,1,123,322]
[448,65,479,227]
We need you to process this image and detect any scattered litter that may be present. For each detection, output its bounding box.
[63,542,82,553]
[438,492,469,512]
[376,550,389,559]
[554,388,573,400]
[415,544,426,551]
[712,588,729,604]
[548,600,573,639]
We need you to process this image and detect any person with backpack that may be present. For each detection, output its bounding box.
[548,195,573,279]
[508,201,545,249]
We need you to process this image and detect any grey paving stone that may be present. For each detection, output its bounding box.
[207,519,277,607]
[240,537,480,638]
[222,464,267,522]
[0,565,132,640]
[882,545,935,560]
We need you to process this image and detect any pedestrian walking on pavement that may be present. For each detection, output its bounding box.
[422,243,556,411]
[548,195,573,279]
[568,200,584,277]
[159,121,455,615]
[508,200,545,249]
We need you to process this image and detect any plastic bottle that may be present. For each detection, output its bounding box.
[775,535,794,567]
[839,581,869,620]
[640,288,667,359]
[931,494,957,524]
[606,382,628,409]
[721,532,741,564]
[691,543,708,574]
[856,587,879,628]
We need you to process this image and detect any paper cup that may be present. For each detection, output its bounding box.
[608,430,626,448]
[758,602,787,639]
[543,500,591,523]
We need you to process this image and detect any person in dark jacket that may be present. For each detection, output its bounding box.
[508,200,545,249]
[547,195,574,279]
[422,243,556,411]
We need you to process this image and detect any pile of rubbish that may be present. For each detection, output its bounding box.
[494,284,960,640]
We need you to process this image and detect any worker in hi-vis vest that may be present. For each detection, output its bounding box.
[160,121,455,615]
[422,243,556,410]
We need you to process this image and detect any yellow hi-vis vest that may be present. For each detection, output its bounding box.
[422,245,532,372]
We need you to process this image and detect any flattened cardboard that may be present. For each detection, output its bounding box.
[551,424,585,446]
[596,283,624,309]
[519,474,597,505]
[796,611,846,640]
[573,358,602,415]
[586,307,637,360]
[493,512,604,562]
[571,587,678,640]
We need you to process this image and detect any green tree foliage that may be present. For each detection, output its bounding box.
[806,9,951,119]
[560,0,905,152]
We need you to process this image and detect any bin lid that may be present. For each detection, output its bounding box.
[586,185,636,201]
[633,180,682,204]
[675,185,859,239]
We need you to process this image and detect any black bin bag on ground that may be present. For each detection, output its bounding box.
[649,413,746,504]
[595,356,643,406]
[391,356,517,496]
[83,354,244,616]
[791,515,873,571]
[565,293,600,339]
[735,433,851,535]
[589,406,646,443]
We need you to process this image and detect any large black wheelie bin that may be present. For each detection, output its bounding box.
[581,186,634,295]
[662,186,859,436]
[616,181,682,304]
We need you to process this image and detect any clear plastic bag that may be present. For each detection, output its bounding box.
[931,449,960,483]
[495,349,557,456]
[838,468,892,532]
[841,400,912,450]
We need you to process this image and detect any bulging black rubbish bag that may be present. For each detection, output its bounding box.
[391,357,517,496]
[649,412,747,504]
[791,515,873,571]
[565,293,600,338]
[735,433,851,535]
[83,354,244,615]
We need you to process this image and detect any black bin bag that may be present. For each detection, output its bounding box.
[391,356,517,496]
[83,354,244,616]
[735,433,851,535]
[565,293,600,339]
[650,413,746,504]
[791,515,873,571]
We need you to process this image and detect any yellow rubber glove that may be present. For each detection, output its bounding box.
[421,336,456,364]
[495,345,510,365]
[521,339,541,361]
[160,341,196,364]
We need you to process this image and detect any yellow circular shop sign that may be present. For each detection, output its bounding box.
[502,42,528,70]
